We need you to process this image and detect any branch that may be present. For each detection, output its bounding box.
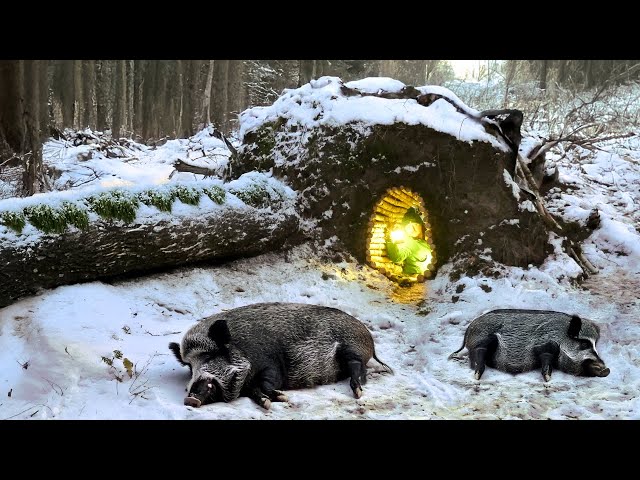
[172,158,219,177]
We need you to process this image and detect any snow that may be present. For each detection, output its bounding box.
[2,82,640,420]
[239,76,510,152]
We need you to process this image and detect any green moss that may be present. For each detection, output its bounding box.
[24,204,69,234]
[203,185,225,204]
[232,180,288,209]
[87,190,139,223]
[61,202,89,230]
[233,184,268,208]
[0,211,26,233]
[138,189,175,212]
[171,185,202,206]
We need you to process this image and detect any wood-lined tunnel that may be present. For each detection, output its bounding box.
[366,187,437,284]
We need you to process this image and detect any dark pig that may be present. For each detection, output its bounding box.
[170,302,392,409]
[449,309,610,381]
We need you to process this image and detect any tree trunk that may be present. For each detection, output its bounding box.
[60,60,74,127]
[200,59,214,127]
[96,60,110,131]
[584,60,594,89]
[226,60,244,133]
[133,60,145,137]
[298,60,315,86]
[127,59,135,135]
[0,60,24,153]
[179,60,194,137]
[142,60,157,141]
[154,61,167,140]
[558,60,567,85]
[175,60,184,137]
[82,60,97,129]
[539,60,549,91]
[503,60,517,108]
[112,60,126,139]
[73,60,83,129]
[0,204,299,308]
[211,60,229,131]
[21,60,43,196]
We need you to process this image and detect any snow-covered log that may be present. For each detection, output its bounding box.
[0,173,300,308]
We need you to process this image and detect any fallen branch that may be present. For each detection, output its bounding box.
[172,158,219,177]
[515,154,563,231]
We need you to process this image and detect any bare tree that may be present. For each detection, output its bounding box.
[299,60,315,86]
[211,60,229,132]
[202,60,214,126]
[127,60,135,135]
[82,60,97,129]
[112,60,126,139]
[73,60,83,129]
[0,60,24,155]
[226,60,244,132]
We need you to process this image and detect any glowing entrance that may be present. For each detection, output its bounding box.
[366,187,437,284]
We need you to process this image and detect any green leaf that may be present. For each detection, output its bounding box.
[123,358,134,378]
[113,350,123,359]
[101,356,113,366]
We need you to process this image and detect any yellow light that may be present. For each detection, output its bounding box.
[390,229,405,242]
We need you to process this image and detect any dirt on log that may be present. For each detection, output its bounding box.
[227,122,551,273]
[0,204,299,308]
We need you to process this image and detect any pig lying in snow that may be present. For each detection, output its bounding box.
[449,309,610,381]
[170,302,392,409]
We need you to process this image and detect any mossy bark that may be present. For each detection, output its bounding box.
[0,204,299,308]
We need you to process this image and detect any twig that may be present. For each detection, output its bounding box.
[3,403,54,420]
[41,377,64,396]
[144,329,181,337]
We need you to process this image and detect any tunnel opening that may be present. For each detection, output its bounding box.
[366,186,437,285]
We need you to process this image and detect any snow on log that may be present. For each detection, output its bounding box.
[0,172,299,308]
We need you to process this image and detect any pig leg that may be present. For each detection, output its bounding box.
[347,360,366,398]
[469,334,498,380]
[533,341,560,382]
[249,368,288,410]
[337,346,368,398]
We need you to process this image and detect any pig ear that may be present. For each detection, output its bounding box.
[208,320,231,348]
[568,315,582,338]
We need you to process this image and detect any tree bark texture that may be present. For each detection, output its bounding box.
[0,204,299,308]
[211,60,228,131]
[226,60,244,132]
[0,60,24,153]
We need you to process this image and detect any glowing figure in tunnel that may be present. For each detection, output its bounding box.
[385,208,432,276]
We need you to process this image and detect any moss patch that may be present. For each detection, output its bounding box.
[203,185,225,204]
[0,211,26,234]
[87,190,139,223]
[138,189,175,212]
[172,185,202,206]
[24,204,70,234]
[0,178,285,235]
[61,202,90,230]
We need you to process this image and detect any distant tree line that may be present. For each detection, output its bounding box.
[1,59,638,197]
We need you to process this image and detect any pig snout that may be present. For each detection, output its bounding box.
[184,396,203,408]
[585,360,610,377]
[593,364,611,377]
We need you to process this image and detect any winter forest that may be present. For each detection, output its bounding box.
[1,59,639,420]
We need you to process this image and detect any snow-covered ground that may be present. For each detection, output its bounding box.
[1,78,639,420]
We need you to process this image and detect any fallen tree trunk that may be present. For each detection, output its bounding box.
[0,203,299,308]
